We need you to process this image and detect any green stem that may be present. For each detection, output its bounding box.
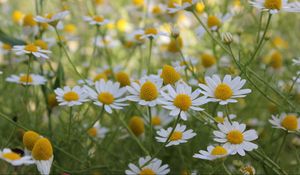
[225,105,232,124]
[68,107,73,142]
[148,106,153,151]
[147,39,153,74]
[274,131,288,162]
[86,106,104,131]
[222,162,232,175]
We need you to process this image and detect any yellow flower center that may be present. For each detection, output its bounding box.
[264,0,282,10]
[211,146,228,156]
[214,116,225,123]
[87,127,97,137]
[170,131,183,141]
[23,14,37,26]
[139,168,155,175]
[133,0,144,6]
[12,10,24,23]
[173,94,192,111]
[129,116,145,136]
[195,2,205,13]
[32,138,53,160]
[144,28,158,35]
[2,152,21,160]
[23,131,41,151]
[151,116,161,126]
[48,93,58,108]
[201,53,216,68]
[135,34,144,42]
[34,40,48,50]
[19,75,33,83]
[152,6,162,14]
[98,92,114,105]
[93,73,107,82]
[270,51,283,69]
[240,166,255,175]
[168,0,182,8]
[64,24,77,34]
[207,16,221,28]
[93,16,104,22]
[214,83,233,100]
[140,81,158,101]
[167,37,183,53]
[24,44,38,52]
[227,130,244,144]
[2,43,12,50]
[115,72,131,87]
[161,65,181,85]
[63,91,79,101]
[281,115,298,131]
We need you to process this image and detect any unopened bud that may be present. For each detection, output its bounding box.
[222,32,233,44]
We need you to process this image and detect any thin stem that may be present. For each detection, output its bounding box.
[274,131,288,162]
[68,107,73,142]
[222,162,232,175]
[288,72,300,95]
[225,105,232,124]
[147,39,153,74]
[86,106,104,131]
[148,106,153,151]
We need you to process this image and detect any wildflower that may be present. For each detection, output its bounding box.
[240,165,256,175]
[84,79,128,113]
[32,138,54,175]
[35,11,69,27]
[0,148,34,166]
[115,71,131,87]
[250,0,300,14]
[129,116,145,137]
[156,124,196,147]
[83,15,110,26]
[48,93,58,108]
[222,32,234,44]
[12,10,24,24]
[23,131,42,155]
[167,0,197,13]
[125,156,170,175]
[12,43,51,59]
[141,27,167,40]
[269,113,300,132]
[193,145,231,160]
[160,82,209,120]
[0,42,12,55]
[160,65,181,85]
[196,14,232,37]
[95,36,120,48]
[54,86,89,106]
[200,53,217,69]
[213,111,236,124]
[148,108,174,129]
[213,121,258,156]
[87,122,109,139]
[199,75,252,105]
[6,73,47,85]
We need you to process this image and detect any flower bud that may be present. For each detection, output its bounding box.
[222,32,233,44]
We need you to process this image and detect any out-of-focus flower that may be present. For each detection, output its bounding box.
[55,86,89,106]
[6,74,47,85]
[269,113,300,132]
[250,0,300,14]
[35,11,69,27]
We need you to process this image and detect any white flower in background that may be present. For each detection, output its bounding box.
[292,58,300,65]
[147,108,175,129]
[87,122,109,139]
[6,73,47,85]
[83,15,110,26]
[0,148,34,166]
[269,113,300,132]
[12,43,51,59]
[212,111,237,124]
[172,56,199,71]
[95,36,120,48]
[125,156,170,175]
[156,124,196,147]
[84,79,128,113]
[0,42,12,55]
[213,121,258,156]
[250,0,300,14]
[193,145,231,160]
[35,11,69,27]
[141,27,167,40]
[160,82,209,120]
[199,74,252,105]
[55,86,89,107]
[167,0,197,13]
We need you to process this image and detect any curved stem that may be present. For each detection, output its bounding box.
[274,131,288,162]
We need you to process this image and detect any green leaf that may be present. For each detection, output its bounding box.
[0,29,26,45]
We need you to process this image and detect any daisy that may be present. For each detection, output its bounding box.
[87,122,109,139]
[12,43,51,59]
[199,74,252,105]
[125,156,170,175]
[54,86,89,107]
[23,131,42,156]
[83,15,110,26]
[35,11,69,27]
[84,79,128,113]
[156,124,196,147]
[193,145,231,160]
[141,27,167,40]
[126,76,163,107]
[250,0,300,14]
[0,42,12,55]
[167,0,198,13]
[95,36,120,48]
[6,73,47,85]
[160,82,209,120]
[269,113,300,132]
[159,64,181,85]
[147,108,175,129]
[32,138,54,175]
[0,148,34,166]
[213,111,237,124]
[213,121,258,156]
[128,29,146,44]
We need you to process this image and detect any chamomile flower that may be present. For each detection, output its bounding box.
[269,113,300,132]
[87,122,109,139]
[141,27,167,40]
[125,156,170,175]
[95,36,120,48]
[0,148,34,166]
[12,43,51,59]
[126,76,163,107]
[129,116,145,137]
[83,15,110,26]
[167,0,197,13]
[250,0,300,14]
[54,86,89,107]
[213,121,258,156]
[193,145,231,160]
[6,73,47,85]
[32,138,54,175]
[199,75,252,105]
[212,111,237,124]
[159,64,181,85]
[35,11,69,27]
[156,124,196,147]
[147,108,174,129]
[23,131,42,155]
[84,79,128,113]
[0,42,12,55]
[160,82,209,120]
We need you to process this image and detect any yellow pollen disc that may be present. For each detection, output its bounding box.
[173,94,192,111]
[144,28,158,35]
[168,0,182,8]
[23,14,37,27]
[46,13,53,19]
[87,127,97,137]
[214,83,233,100]
[151,116,161,126]
[140,81,158,101]
[167,37,183,53]
[264,0,282,10]
[19,75,33,83]
[214,116,225,123]
[32,138,53,160]
[139,168,155,175]
[135,34,144,42]
[161,65,181,85]
[24,44,38,52]
[152,6,162,14]
[201,53,216,68]
[98,92,114,105]
[211,146,227,156]
[93,16,104,22]
[281,115,298,131]
[129,116,145,136]
[2,152,21,160]
[64,24,77,33]
[63,91,79,101]
[170,131,183,141]
[115,72,131,87]
[93,73,107,82]
[195,2,205,13]
[227,130,244,144]
[34,40,48,50]
[133,0,144,6]
[12,10,24,23]
[207,16,221,28]
[23,131,41,151]
[2,43,12,50]
[270,51,283,69]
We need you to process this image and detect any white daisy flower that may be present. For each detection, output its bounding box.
[87,122,109,139]
[6,73,47,85]
[54,86,89,107]
[213,121,258,156]
[249,0,300,14]
[32,138,54,175]
[0,42,12,55]
[193,145,231,160]
[0,148,34,166]
[269,113,300,132]
[35,11,69,27]
[84,79,128,113]
[160,82,209,120]
[83,15,110,26]
[141,27,167,40]
[12,43,51,59]
[156,124,196,147]
[167,0,197,13]
[125,156,170,175]
[128,29,146,43]
[126,76,163,107]
[147,108,175,129]
[199,74,252,105]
